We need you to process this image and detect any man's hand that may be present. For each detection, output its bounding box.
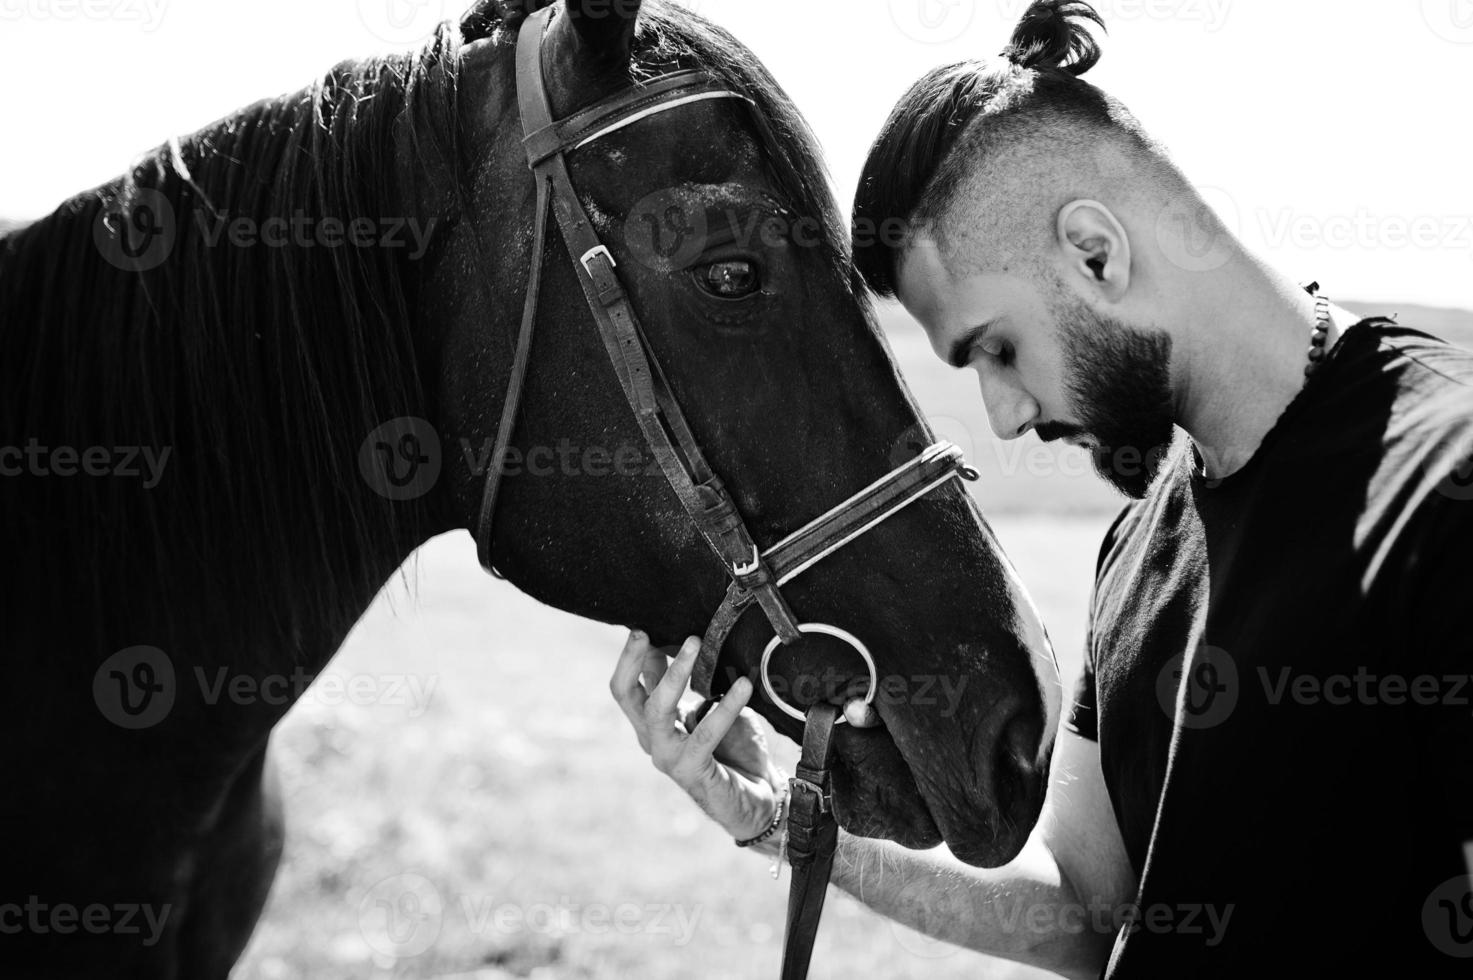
[610,631,783,841]
[611,633,1129,978]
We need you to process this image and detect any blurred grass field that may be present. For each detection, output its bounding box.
[234,300,1472,980]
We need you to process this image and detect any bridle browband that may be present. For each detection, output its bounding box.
[476,8,982,976]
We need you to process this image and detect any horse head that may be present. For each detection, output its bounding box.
[429,0,1060,866]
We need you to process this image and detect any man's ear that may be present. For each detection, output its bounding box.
[1056,199,1131,302]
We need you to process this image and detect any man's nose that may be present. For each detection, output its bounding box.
[977,368,1039,441]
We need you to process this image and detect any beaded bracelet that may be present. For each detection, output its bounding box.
[735,780,789,848]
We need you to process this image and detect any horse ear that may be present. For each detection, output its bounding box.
[461,1,560,41]
[563,0,642,65]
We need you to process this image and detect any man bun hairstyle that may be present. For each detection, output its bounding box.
[1000,0,1106,76]
[854,0,1119,297]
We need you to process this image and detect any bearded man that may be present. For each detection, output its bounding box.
[611,1,1473,975]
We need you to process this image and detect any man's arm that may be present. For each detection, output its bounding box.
[790,730,1134,980]
[612,634,1135,979]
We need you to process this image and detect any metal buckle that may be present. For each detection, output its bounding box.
[732,545,761,578]
[579,244,616,276]
[760,623,878,725]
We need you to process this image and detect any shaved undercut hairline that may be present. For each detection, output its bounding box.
[908,92,1187,282]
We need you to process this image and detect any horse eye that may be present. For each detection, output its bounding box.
[695,260,760,299]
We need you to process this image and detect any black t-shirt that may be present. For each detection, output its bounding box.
[1067,319,1473,976]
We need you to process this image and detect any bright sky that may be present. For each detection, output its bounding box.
[2,0,1469,307]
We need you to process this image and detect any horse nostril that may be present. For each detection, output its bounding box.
[994,705,1044,797]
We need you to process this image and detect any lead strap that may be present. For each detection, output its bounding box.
[780,702,841,980]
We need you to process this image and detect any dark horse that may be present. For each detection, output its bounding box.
[0,2,1059,975]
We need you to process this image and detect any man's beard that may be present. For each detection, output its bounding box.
[1034,297,1177,500]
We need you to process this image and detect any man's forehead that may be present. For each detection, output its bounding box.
[898,243,1023,343]
[895,237,955,332]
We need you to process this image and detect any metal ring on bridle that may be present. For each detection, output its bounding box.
[759,623,878,724]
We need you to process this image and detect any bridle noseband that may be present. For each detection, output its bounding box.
[477,10,979,974]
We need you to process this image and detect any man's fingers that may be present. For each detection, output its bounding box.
[612,630,653,702]
[644,636,701,735]
[844,698,881,728]
[612,631,659,751]
[636,643,668,696]
[687,677,754,755]
[647,641,698,775]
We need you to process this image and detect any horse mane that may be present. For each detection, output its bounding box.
[0,1,855,658]
[0,26,469,655]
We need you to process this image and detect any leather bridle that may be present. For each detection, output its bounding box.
[476,8,979,975]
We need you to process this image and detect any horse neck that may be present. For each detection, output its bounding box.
[0,71,457,691]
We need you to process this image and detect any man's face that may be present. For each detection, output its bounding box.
[897,241,1176,498]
